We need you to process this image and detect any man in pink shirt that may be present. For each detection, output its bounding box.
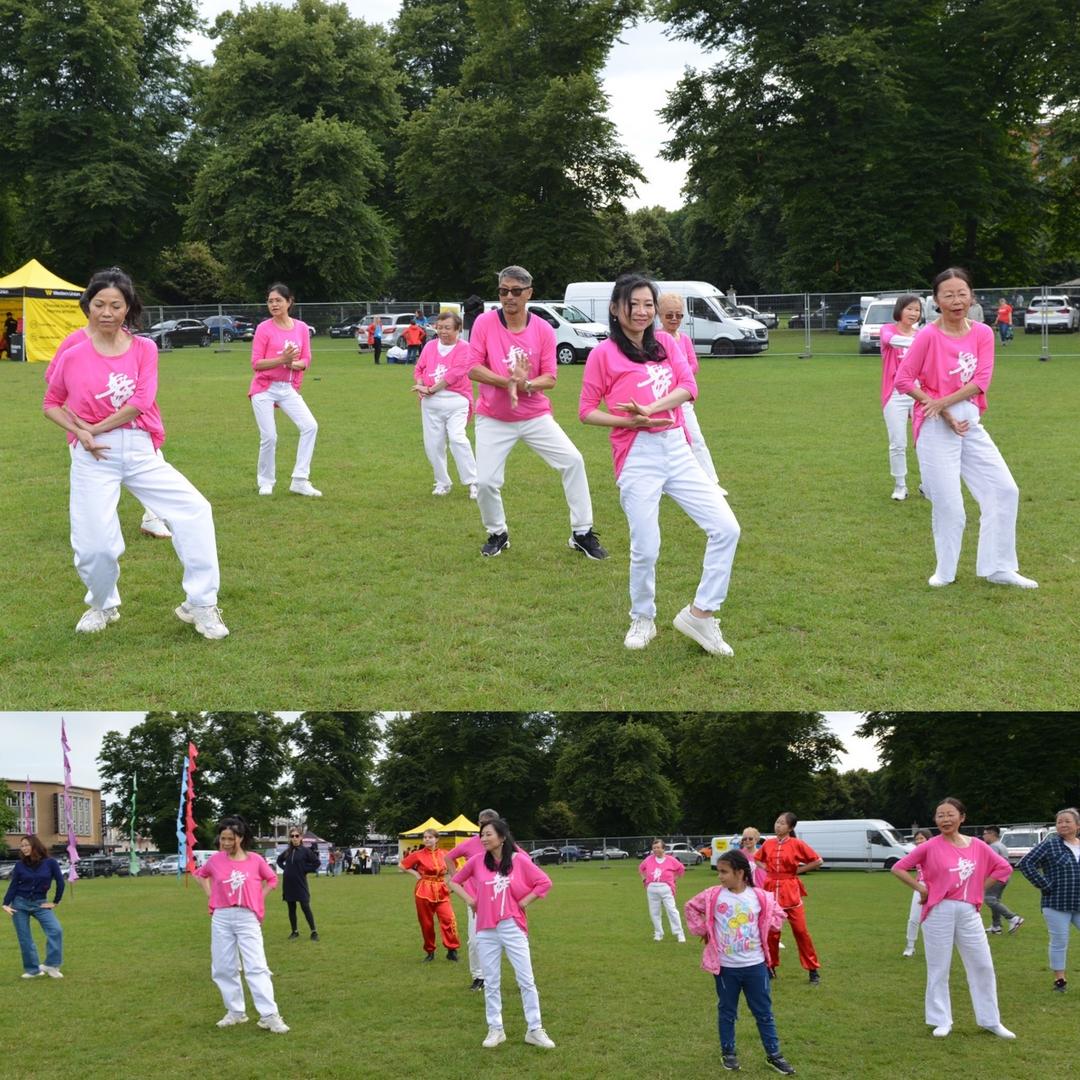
[460,265,607,559]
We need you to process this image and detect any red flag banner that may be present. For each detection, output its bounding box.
[184,742,199,873]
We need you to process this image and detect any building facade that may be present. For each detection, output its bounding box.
[3,778,104,854]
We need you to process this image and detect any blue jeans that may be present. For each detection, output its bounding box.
[11,897,63,974]
[714,962,780,1056]
[1043,907,1080,971]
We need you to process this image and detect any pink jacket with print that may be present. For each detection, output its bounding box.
[684,885,785,975]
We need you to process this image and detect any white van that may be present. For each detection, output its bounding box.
[564,280,768,357]
[793,819,911,870]
[482,300,608,364]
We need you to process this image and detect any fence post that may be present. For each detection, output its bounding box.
[799,292,813,358]
[214,302,227,352]
[1039,284,1051,362]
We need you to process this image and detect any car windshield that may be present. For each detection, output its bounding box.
[865,303,894,324]
[1029,298,1066,307]
[1003,832,1040,846]
[709,294,739,316]
[551,304,591,324]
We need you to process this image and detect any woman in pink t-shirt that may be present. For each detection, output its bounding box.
[638,839,686,941]
[878,293,924,501]
[411,310,477,498]
[902,829,932,958]
[737,828,769,889]
[42,267,227,639]
[450,818,555,1050]
[579,273,740,656]
[891,798,1014,1039]
[193,816,288,1034]
[894,267,1036,589]
[249,282,321,497]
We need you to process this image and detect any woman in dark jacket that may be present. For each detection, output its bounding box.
[276,828,321,941]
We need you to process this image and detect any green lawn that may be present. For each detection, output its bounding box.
[1,330,1077,710]
[5,864,1067,1079]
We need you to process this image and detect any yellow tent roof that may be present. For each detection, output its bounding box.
[399,817,446,838]
[442,814,480,834]
[0,258,83,293]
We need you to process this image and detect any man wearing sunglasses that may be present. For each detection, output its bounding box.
[458,265,608,560]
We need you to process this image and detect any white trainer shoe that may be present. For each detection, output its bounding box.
[76,607,119,634]
[524,1027,556,1049]
[21,971,45,979]
[39,966,63,978]
[673,605,734,656]
[175,602,230,640]
[932,1025,951,1037]
[902,947,915,958]
[1008,915,1025,933]
[987,570,1038,589]
[624,617,656,650]
[140,512,172,538]
[258,484,273,496]
[469,484,478,500]
[982,1024,1015,1039]
[216,1011,248,1027]
[482,1027,506,1048]
[928,575,952,587]
[432,483,452,496]
[289,479,322,497]
[257,1013,289,1034]
[891,485,907,501]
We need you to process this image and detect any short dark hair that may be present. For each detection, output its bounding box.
[608,272,666,364]
[81,267,143,328]
[716,847,752,885]
[931,267,973,298]
[20,834,48,866]
[892,293,923,321]
[216,815,253,850]
[267,282,295,306]
[935,797,966,817]
[983,825,1000,837]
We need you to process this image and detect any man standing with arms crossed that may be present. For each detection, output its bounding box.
[460,265,608,559]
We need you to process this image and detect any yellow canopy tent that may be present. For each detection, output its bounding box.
[0,259,85,363]
[442,814,481,868]
[398,817,447,857]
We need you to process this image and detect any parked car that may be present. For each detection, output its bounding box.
[328,314,367,338]
[140,319,212,351]
[666,843,704,866]
[154,854,181,875]
[75,855,115,878]
[374,312,437,348]
[558,845,589,862]
[590,847,629,860]
[0,860,16,879]
[203,315,254,342]
[793,819,912,870]
[529,847,563,866]
[734,304,778,329]
[858,300,901,354]
[999,826,1050,865]
[383,852,399,865]
[1024,296,1080,333]
[836,305,862,334]
[788,303,831,330]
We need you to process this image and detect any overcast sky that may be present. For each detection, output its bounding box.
[187,2,712,209]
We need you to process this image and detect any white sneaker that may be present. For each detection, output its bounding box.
[469,484,478,500]
[257,1013,289,1034]
[258,484,273,496]
[75,607,119,634]
[891,485,907,501]
[216,1011,248,1027]
[140,512,172,538]
[39,966,63,979]
[987,570,1038,589]
[289,479,322,497]
[432,483,452,496]
[482,1027,506,1048]
[525,1027,556,1049]
[902,947,915,958]
[21,971,45,979]
[718,485,729,497]
[175,602,230,640]
[673,605,733,656]
[928,574,952,587]
[1008,915,1025,934]
[932,1025,951,1038]
[653,934,664,942]
[676,936,686,944]
[624,617,656,650]
[982,1024,1015,1039]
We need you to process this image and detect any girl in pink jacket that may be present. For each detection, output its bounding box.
[685,850,795,1075]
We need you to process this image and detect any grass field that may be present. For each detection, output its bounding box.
[2,863,1069,1079]
[1,329,1077,710]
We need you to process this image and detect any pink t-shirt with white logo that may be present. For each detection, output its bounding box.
[879,323,917,409]
[638,853,686,893]
[193,850,278,922]
[578,331,697,478]
[456,309,556,422]
[452,850,552,934]
[43,333,167,449]
[249,318,312,397]
[893,834,1010,922]
[673,330,699,374]
[893,322,993,442]
[415,339,474,407]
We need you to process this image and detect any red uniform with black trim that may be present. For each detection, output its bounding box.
[401,847,460,954]
[754,836,821,972]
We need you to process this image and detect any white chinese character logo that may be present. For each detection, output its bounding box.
[226,869,248,900]
[504,345,529,380]
[485,872,513,917]
[946,855,976,901]
[651,868,663,882]
[636,363,672,401]
[948,351,977,383]
[432,363,448,383]
[93,372,136,409]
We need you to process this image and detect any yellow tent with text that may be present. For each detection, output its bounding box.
[0,259,84,363]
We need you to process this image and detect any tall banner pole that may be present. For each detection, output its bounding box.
[184,742,199,874]
[176,757,189,879]
[129,773,140,877]
[60,720,80,882]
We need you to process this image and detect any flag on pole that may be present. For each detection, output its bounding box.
[24,776,32,834]
[176,757,189,879]
[129,773,140,877]
[60,720,80,882]
[184,742,199,874]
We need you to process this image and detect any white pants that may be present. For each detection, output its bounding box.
[681,401,719,483]
[467,904,483,978]
[883,390,916,481]
[69,428,219,609]
[646,883,683,938]
[421,392,477,487]
[916,401,1019,582]
[475,919,542,1031]
[921,900,1000,1028]
[252,382,318,487]
[906,890,923,950]
[210,907,279,1018]
[475,414,593,535]
[617,430,740,619]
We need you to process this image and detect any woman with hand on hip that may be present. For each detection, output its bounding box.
[639,839,686,942]
[2,835,65,979]
[450,818,555,1050]
[902,829,932,957]
[878,293,923,501]
[249,282,320,497]
[42,267,227,639]
[891,797,1014,1038]
[401,828,460,963]
[894,267,1036,588]
[1017,807,1080,993]
[276,827,320,941]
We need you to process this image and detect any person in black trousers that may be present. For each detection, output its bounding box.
[277,828,321,941]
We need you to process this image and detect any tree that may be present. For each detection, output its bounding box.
[154,241,236,305]
[0,779,16,837]
[187,0,401,298]
[289,712,380,843]
[532,800,580,839]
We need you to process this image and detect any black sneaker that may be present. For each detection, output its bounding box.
[569,528,609,560]
[288,931,299,940]
[721,1052,740,1071]
[310,931,319,942]
[808,969,821,985]
[447,949,459,962]
[481,531,509,557]
[1053,978,1067,992]
[766,1054,797,1076]
[470,977,485,991]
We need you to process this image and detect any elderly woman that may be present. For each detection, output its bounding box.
[1018,808,1080,993]
[638,838,686,942]
[42,267,227,639]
